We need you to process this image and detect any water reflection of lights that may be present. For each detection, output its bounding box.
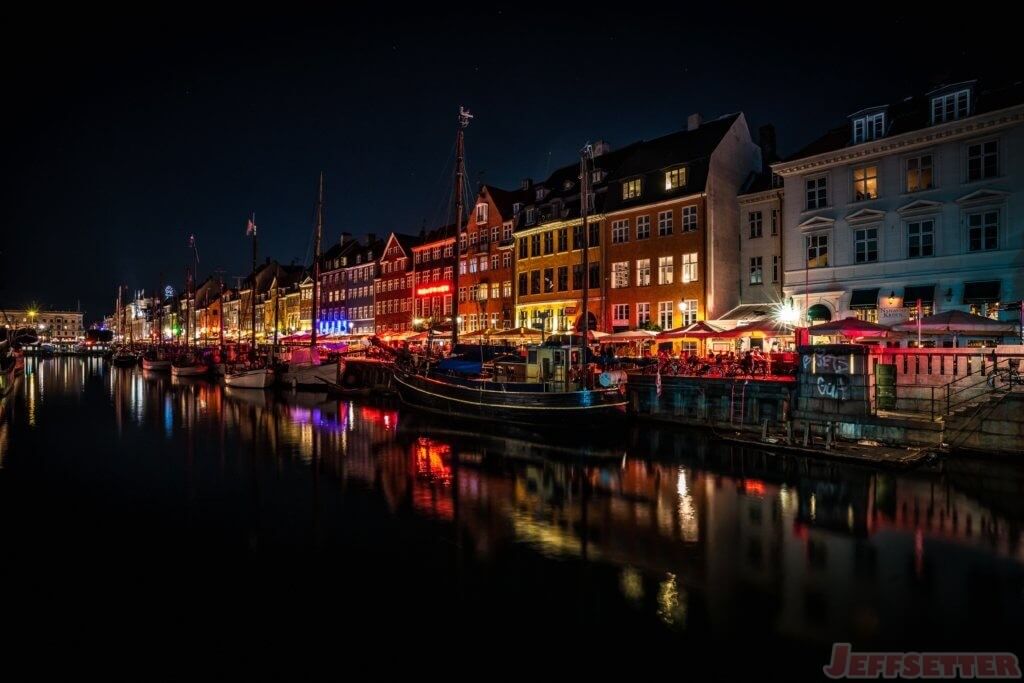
[620,567,644,603]
[414,438,452,485]
[676,467,699,542]
[656,572,687,627]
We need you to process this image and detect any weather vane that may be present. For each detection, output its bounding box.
[459,106,473,128]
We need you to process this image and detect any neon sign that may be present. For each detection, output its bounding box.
[416,284,451,296]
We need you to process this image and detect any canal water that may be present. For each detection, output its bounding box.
[1,357,1022,677]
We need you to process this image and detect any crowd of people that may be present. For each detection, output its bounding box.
[647,347,795,378]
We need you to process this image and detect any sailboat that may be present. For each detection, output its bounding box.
[111,286,141,367]
[390,109,628,424]
[142,285,171,370]
[278,173,338,389]
[224,213,274,389]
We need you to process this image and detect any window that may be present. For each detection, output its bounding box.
[658,210,673,236]
[572,264,583,290]
[806,234,828,268]
[612,219,630,243]
[637,303,651,327]
[490,254,499,270]
[475,203,488,222]
[573,225,584,249]
[588,222,599,247]
[588,263,600,289]
[469,259,478,274]
[749,257,763,285]
[477,256,487,273]
[665,167,687,190]
[502,281,512,298]
[749,211,763,238]
[612,262,630,288]
[502,251,511,268]
[518,273,527,296]
[502,224,513,241]
[771,209,778,235]
[518,238,527,259]
[681,206,697,232]
[852,112,885,144]
[658,256,674,285]
[458,287,466,303]
[543,267,554,293]
[557,266,568,291]
[530,270,540,295]
[444,295,452,315]
[906,154,934,192]
[636,259,651,286]
[967,141,998,182]
[622,178,642,199]
[490,226,499,243]
[772,255,779,283]
[682,253,698,283]
[525,208,536,225]
[613,304,630,324]
[658,302,673,330]
[530,234,541,257]
[931,89,970,124]
[636,215,651,240]
[557,228,568,251]
[459,259,467,275]
[491,283,500,299]
[852,165,878,201]
[444,266,453,280]
[543,231,554,254]
[432,247,441,260]
[854,227,878,263]
[679,300,698,326]
[806,176,828,210]
[968,210,998,252]
[907,220,934,258]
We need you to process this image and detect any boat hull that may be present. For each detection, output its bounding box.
[171,364,208,377]
[111,354,139,367]
[142,358,172,371]
[224,368,274,389]
[278,362,338,389]
[392,368,627,424]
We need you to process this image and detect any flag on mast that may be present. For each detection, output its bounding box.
[246,217,257,237]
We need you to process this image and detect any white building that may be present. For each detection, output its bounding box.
[773,79,1024,345]
[1,308,84,341]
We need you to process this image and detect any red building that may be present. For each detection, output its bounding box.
[459,184,529,332]
[412,225,456,328]
[374,232,418,334]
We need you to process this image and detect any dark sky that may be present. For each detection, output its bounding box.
[1,7,1016,323]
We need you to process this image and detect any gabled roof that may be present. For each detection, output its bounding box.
[481,184,531,220]
[382,232,420,259]
[785,79,1024,163]
[414,223,457,249]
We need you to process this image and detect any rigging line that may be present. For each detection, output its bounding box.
[425,137,460,235]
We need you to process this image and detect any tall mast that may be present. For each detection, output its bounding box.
[452,106,473,349]
[250,212,258,351]
[579,143,593,355]
[184,266,191,348]
[311,172,324,348]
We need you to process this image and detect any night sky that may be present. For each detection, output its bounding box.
[2,7,1016,323]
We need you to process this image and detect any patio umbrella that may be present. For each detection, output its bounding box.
[461,327,501,339]
[722,320,795,338]
[657,321,724,340]
[603,329,659,342]
[893,310,1018,335]
[490,326,543,341]
[808,316,891,337]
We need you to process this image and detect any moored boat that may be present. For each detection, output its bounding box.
[224,366,274,389]
[171,352,209,377]
[111,349,140,367]
[142,349,172,371]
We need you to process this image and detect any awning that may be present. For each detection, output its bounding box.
[903,284,935,305]
[849,288,880,308]
[963,280,1001,303]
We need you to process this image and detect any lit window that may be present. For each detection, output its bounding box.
[636,259,651,287]
[682,253,698,283]
[665,167,687,190]
[749,256,763,285]
[611,262,630,288]
[679,300,698,326]
[658,302,673,330]
[906,155,934,192]
[637,303,651,326]
[806,234,828,268]
[622,178,642,200]
[612,304,630,324]
[658,256,674,285]
[475,203,488,223]
[852,165,878,201]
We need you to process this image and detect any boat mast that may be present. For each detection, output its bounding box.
[249,212,257,352]
[579,143,593,377]
[184,265,191,348]
[452,106,472,349]
[311,172,324,348]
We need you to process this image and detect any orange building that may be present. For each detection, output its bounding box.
[458,185,527,332]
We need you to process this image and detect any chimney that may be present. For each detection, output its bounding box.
[687,113,703,131]
[592,140,611,157]
[366,232,377,245]
[520,178,533,191]
[341,232,352,245]
[758,124,778,169]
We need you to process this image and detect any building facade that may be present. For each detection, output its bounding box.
[736,173,785,310]
[412,227,455,329]
[459,185,523,331]
[339,235,382,335]
[318,233,358,334]
[375,232,417,334]
[602,113,761,333]
[774,79,1024,342]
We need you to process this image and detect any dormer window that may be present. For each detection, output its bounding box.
[525,207,536,225]
[356,255,362,264]
[931,88,971,124]
[512,202,522,215]
[852,111,886,144]
[591,169,607,184]
[622,178,642,200]
[475,203,488,223]
[664,167,687,190]
[535,188,547,202]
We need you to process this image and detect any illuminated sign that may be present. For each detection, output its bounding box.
[416,284,451,296]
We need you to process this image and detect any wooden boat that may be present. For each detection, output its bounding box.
[171,353,209,377]
[315,376,371,397]
[392,364,626,424]
[111,349,140,367]
[224,366,274,389]
[141,349,172,371]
